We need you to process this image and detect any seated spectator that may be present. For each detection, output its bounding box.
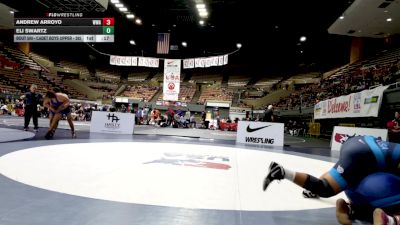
[387,111,400,143]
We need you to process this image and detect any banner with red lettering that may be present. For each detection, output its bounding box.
[314,85,388,119]
[163,59,181,101]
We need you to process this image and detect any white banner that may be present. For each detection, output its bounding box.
[223,55,228,65]
[163,59,181,101]
[110,56,156,67]
[183,59,194,69]
[205,57,212,67]
[110,55,132,66]
[236,121,284,146]
[90,111,135,135]
[218,56,224,66]
[331,126,388,151]
[314,85,388,119]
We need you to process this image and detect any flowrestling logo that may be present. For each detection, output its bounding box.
[144,152,231,170]
[246,124,271,133]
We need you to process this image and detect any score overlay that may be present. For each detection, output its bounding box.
[14,17,115,43]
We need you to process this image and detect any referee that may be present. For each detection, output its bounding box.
[22,84,42,131]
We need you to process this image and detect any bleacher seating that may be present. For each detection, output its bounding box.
[4,47,41,71]
[122,84,159,101]
[198,86,233,103]
[227,75,250,87]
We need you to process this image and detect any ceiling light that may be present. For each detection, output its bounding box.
[135,18,142,25]
[339,16,344,20]
[384,10,388,13]
[300,50,303,53]
[236,43,242,48]
[199,11,208,17]
[129,40,136,45]
[300,36,307,42]
[182,42,187,47]
[198,8,207,12]
[386,18,392,22]
[126,14,135,19]
[115,3,124,7]
[10,11,14,14]
[199,20,204,25]
[119,7,128,12]
[196,4,206,9]
[110,0,119,3]
[173,24,176,27]
[152,24,156,27]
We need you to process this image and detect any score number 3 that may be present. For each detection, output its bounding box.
[102,18,114,26]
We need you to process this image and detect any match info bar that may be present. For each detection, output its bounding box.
[14,35,114,43]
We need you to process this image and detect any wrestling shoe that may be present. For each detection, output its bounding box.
[263,161,285,191]
[71,131,77,138]
[302,189,319,198]
[45,130,54,140]
[373,208,400,225]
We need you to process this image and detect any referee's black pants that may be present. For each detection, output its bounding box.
[24,105,38,129]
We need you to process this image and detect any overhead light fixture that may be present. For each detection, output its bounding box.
[182,42,187,47]
[196,4,206,9]
[135,18,142,25]
[126,14,135,19]
[199,20,205,25]
[300,36,307,42]
[129,40,136,45]
[115,3,124,7]
[384,10,388,13]
[173,24,176,27]
[300,50,303,53]
[199,12,208,17]
[10,11,14,14]
[197,8,207,12]
[236,43,242,48]
[339,16,344,19]
[386,18,392,22]
[152,24,156,27]
[119,7,128,12]
[110,0,119,3]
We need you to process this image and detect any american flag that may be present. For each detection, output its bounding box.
[157,33,170,54]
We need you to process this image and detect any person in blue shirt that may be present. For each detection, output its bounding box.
[263,135,400,225]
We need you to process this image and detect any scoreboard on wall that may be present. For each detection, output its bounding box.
[14,13,114,43]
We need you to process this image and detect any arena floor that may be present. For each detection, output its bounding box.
[0,116,370,225]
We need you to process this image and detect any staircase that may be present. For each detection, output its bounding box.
[190,87,201,104]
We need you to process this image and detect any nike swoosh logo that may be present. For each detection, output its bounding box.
[246,125,272,133]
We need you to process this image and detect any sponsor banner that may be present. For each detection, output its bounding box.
[223,55,228,65]
[331,126,388,151]
[90,111,135,135]
[110,55,132,66]
[163,59,181,101]
[110,56,157,67]
[183,58,194,69]
[218,56,224,66]
[236,121,284,146]
[314,85,388,119]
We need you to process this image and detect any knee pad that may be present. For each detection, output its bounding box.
[303,175,335,198]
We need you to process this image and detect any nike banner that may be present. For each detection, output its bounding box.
[236,121,284,146]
